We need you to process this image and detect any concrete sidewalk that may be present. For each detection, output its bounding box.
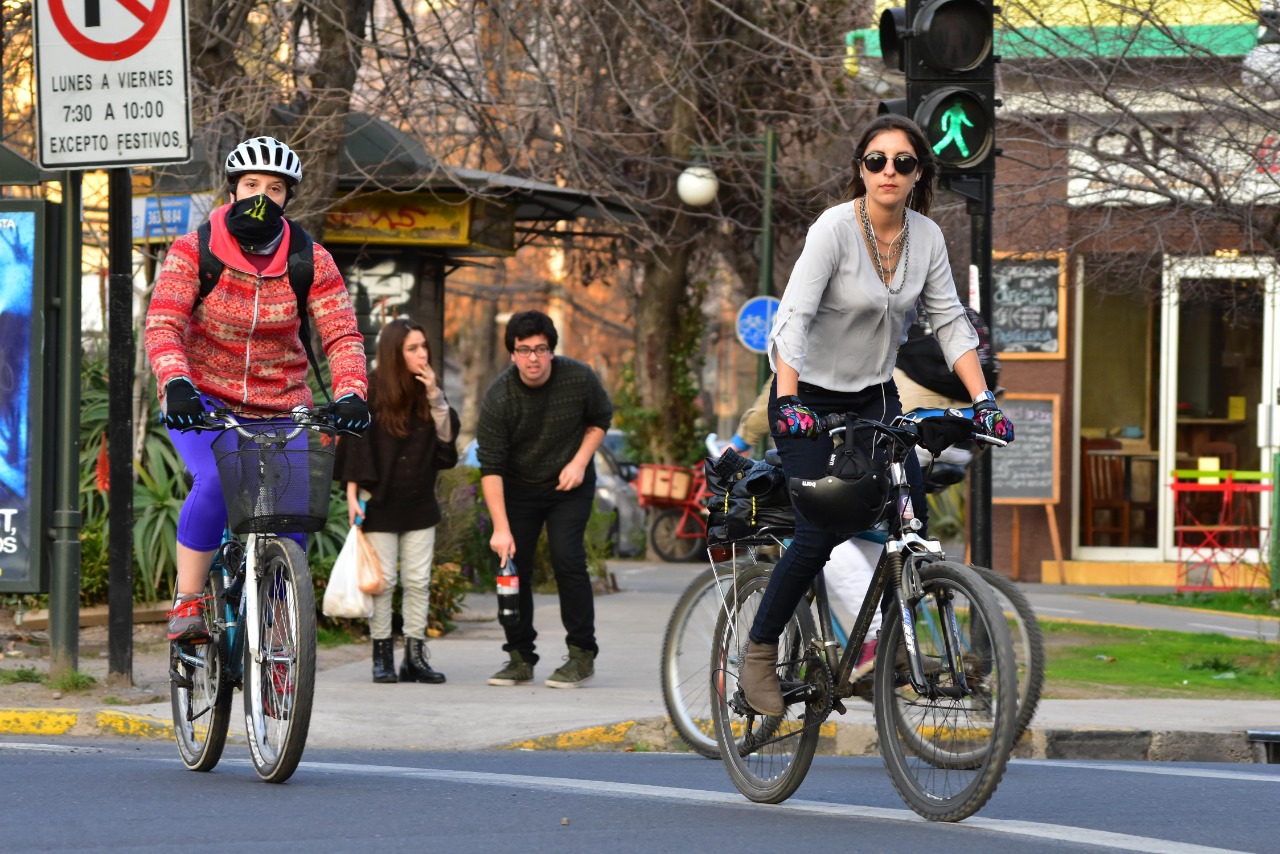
[2,560,1278,762]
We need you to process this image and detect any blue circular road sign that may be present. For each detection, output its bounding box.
[736,296,780,354]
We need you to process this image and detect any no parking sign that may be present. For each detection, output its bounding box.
[33,0,191,168]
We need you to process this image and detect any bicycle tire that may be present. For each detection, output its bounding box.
[875,560,1017,822]
[650,508,706,563]
[244,537,317,784]
[971,565,1044,743]
[170,575,234,772]
[660,557,775,758]
[711,566,823,804]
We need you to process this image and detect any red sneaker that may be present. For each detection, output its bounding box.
[167,595,211,644]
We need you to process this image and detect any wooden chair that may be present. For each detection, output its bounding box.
[1082,437,1128,546]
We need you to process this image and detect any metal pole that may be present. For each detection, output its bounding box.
[107,167,134,687]
[49,171,83,677]
[969,173,994,569]
[1272,452,1280,596]
[757,127,777,391]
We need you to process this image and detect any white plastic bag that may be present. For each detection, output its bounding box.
[322,527,373,619]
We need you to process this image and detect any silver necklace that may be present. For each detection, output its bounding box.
[859,198,909,295]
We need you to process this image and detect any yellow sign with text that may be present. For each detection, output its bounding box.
[325,192,515,253]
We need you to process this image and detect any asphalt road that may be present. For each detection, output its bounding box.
[4,738,1276,853]
[1018,585,1280,642]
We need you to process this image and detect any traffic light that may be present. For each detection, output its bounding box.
[878,0,997,176]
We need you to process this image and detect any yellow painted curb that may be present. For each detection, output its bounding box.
[504,721,636,750]
[94,710,173,740]
[0,708,80,735]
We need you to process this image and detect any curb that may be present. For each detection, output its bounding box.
[504,717,1271,764]
[3,708,1272,764]
[0,708,172,741]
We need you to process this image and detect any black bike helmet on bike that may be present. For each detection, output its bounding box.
[788,444,889,535]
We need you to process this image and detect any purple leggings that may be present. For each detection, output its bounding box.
[168,422,305,553]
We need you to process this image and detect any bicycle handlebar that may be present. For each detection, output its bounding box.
[197,405,338,439]
[814,411,1008,450]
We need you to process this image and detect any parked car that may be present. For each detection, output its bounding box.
[459,439,645,557]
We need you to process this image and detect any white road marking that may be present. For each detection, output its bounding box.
[1034,606,1083,615]
[257,759,1252,854]
[1015,759,1280,784]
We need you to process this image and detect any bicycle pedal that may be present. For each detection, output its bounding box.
[168,667,193,690]
[832,699,848,715]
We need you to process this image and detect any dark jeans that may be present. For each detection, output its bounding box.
[749,378,926,644]
[501,477,598,665]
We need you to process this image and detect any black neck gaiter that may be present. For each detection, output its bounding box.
[226,194,285,252]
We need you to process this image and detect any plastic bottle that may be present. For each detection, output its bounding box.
[496,558,520,627]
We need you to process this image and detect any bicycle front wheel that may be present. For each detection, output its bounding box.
[971,565,1044,743]
[875,560,1017,822]
[650,508,706,562]
[244,537,317,783]
[170,576,233,772]
[661,556,775,758]
[711,566,823,804]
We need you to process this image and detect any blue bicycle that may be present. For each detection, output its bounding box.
[169,406,337,783]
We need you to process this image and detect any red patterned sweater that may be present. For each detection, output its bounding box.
[145,205,367,414]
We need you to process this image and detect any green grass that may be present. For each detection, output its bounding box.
[45,670,96,692]
[1105,589,1280,618]
[0,666,43,685]
[1042,620,1280,700]
[318,624,361,648]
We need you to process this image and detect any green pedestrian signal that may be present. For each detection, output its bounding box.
[918,89,993,170]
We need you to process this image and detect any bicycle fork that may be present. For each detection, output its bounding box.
[894,553,971,699]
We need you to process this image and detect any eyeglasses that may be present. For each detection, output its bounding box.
[513,345,552,358]
[861,153,919,175]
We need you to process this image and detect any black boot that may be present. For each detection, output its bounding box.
[372,638,398,683]
[399,637,446,684]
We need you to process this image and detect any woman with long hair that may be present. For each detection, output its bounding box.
[335,318,460,684]
[739,114,1016,715]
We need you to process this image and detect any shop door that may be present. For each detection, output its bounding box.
[1160,257,1280,574]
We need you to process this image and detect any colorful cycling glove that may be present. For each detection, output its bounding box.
[774,395,819,439]
[973,400,1015,442]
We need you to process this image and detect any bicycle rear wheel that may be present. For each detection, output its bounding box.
[650,508,706,562]
[244,537,316,783]
[711,566,824,803]
[660,556,775,758]
[170,575,233,772]
[875,560,1017,822]
[971,565,1044,743]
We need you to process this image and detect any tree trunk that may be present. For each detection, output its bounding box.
[635,242,695,462]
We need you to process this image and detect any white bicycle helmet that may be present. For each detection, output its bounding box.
[224,136,303,186]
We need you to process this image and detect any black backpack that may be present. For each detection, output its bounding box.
[896,306,1000,403]
[194,219,330,403]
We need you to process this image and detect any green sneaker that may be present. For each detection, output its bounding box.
[487,651,534,686]
[545,645,595,689]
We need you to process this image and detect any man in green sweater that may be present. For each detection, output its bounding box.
[477,310,614,688]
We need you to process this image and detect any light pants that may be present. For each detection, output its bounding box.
[823,537,883,640]
[363,527,435,641]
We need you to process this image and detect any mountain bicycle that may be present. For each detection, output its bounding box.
[169,405,339,783]
[660,439,1043,761]
[709,411,1018,821]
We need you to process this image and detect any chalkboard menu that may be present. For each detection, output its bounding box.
[992,254,1065,359]
[992,394,1059,505]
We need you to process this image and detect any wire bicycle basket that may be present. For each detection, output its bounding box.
[211,420,337,534]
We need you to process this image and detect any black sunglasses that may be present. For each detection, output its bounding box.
[861,153,919,175]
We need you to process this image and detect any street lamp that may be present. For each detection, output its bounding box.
[677,127,777,390]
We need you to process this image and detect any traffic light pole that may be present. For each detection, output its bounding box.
[948,173,995,568]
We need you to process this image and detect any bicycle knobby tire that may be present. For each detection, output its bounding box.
[874,560,1017,821]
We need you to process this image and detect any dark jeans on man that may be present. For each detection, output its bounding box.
[749,378,926,644]
[501,476,598,665]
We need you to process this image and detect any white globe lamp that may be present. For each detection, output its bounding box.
[677,165,719,206]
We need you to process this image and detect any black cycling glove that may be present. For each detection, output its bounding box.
[330,393,371,433]
[162,378,203,429]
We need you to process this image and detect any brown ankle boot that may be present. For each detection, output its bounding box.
[741,641,784,716]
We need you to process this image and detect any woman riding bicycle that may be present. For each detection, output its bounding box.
[740,114,1015,717]
[144,136,370,646]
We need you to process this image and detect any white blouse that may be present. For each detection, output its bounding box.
[767,200,977,393]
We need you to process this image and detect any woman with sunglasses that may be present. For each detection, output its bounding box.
[738,113,1016,717]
